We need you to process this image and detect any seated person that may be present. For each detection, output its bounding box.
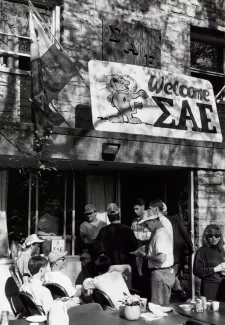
[16,234,44,283]
[83,255,130,310]
[45,251,78,297]
[21,256,102,316]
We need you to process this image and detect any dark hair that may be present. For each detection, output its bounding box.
[108,213,120,222]
[150,199,164,212]
[95,255,110,274]
[133,198,145,207]
[202,224,224,252]
[28,256,48,275]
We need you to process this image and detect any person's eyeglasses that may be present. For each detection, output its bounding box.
[207,234,220,239]
[58,257,65,261]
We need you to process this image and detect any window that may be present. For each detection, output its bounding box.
[0,0,61,123]
[0,0,60,71]
[190,26,225,97]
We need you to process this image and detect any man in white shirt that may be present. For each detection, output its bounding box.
[45,251,78,297]
[83,255,130,310]
[131,214,175,305]
[20,255,54,315]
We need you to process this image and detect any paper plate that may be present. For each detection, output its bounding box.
[179,304,193,310]
[26,315,47,323]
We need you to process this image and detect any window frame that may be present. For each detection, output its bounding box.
[190,27,225,97]
[0,1,61,74]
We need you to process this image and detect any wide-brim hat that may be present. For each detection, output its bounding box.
[138,215,158,224]
[24,234,44,247]
[48,251,68,264]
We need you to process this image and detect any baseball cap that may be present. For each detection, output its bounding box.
[48,251,68,264]
[107,203,119,215]
[138,214,158,224]
[24,234,44,247]
[84,204,96,214]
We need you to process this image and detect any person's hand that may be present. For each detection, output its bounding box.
[214,262,225,272]
[130,247,146,258]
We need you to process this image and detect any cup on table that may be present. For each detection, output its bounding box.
[140,298,147,313]
[212,301,220,311]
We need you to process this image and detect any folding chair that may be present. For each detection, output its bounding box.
[44,283,69,299]
[92,288,115,310]
[9,265,22,289]
[19,292,44,316]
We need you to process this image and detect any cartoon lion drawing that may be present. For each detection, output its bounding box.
[105,74,149,124]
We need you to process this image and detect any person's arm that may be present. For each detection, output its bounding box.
[79,223,90,244]
[109,264,131,274]
[42,287,54,315]
[22,255,31,283]
[94,228,105,255]
[193,249,225,278]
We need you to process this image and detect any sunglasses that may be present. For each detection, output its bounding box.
[58,257,65,261]
[207,234,220,239]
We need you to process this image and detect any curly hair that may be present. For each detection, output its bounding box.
[202,224,224,252]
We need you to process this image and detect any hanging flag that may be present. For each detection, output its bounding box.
[29,10,77,151]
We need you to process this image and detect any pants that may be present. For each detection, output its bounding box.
[150,268,175,305]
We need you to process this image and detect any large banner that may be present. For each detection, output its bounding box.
[88,60,222,142]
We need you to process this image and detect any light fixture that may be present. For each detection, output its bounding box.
[102,143,120,161]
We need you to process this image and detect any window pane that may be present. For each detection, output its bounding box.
[191,40,223,73]
[191,71,224,96]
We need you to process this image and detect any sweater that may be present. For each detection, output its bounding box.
[193,245,225,284]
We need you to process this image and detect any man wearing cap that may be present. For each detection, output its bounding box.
[95,203,137,265]
[131,214,175,305]
[148,199,173,241]
[80,204,107,277]
[45,251,78,297]
[16,234,44,283]
[80,204,107,248]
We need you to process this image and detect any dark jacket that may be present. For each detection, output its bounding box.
[95,223,138,265]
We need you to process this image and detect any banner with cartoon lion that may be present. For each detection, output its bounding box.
[88,60,222,142]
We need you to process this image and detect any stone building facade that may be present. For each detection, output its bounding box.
[0,0,225,310]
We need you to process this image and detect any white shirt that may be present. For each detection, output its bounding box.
[159,215,173,242]
[21,278,53,315]
[148,227,174,269]
[45,271,76,297]
[93,271,130,310]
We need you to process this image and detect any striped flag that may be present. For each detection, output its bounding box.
[29,11,77,151]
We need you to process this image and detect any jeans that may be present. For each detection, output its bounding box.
[150,268,175,305]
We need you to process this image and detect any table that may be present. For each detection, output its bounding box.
[9,310,189,325]
[173,302,225,325]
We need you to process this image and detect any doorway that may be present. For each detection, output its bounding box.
[120,169,188,226]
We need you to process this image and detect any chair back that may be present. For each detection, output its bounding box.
[44,283,69,299]
[9,265,22,289]
[185,321,211,325]
[19,292,44,316]
[92,288,115,309]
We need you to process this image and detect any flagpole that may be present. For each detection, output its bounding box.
[28,0,90,89]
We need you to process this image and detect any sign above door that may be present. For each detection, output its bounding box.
[88,60,222,142]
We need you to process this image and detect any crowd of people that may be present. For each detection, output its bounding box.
[15,197,225,320]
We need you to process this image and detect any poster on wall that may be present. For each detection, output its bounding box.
[88,60,222,142]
